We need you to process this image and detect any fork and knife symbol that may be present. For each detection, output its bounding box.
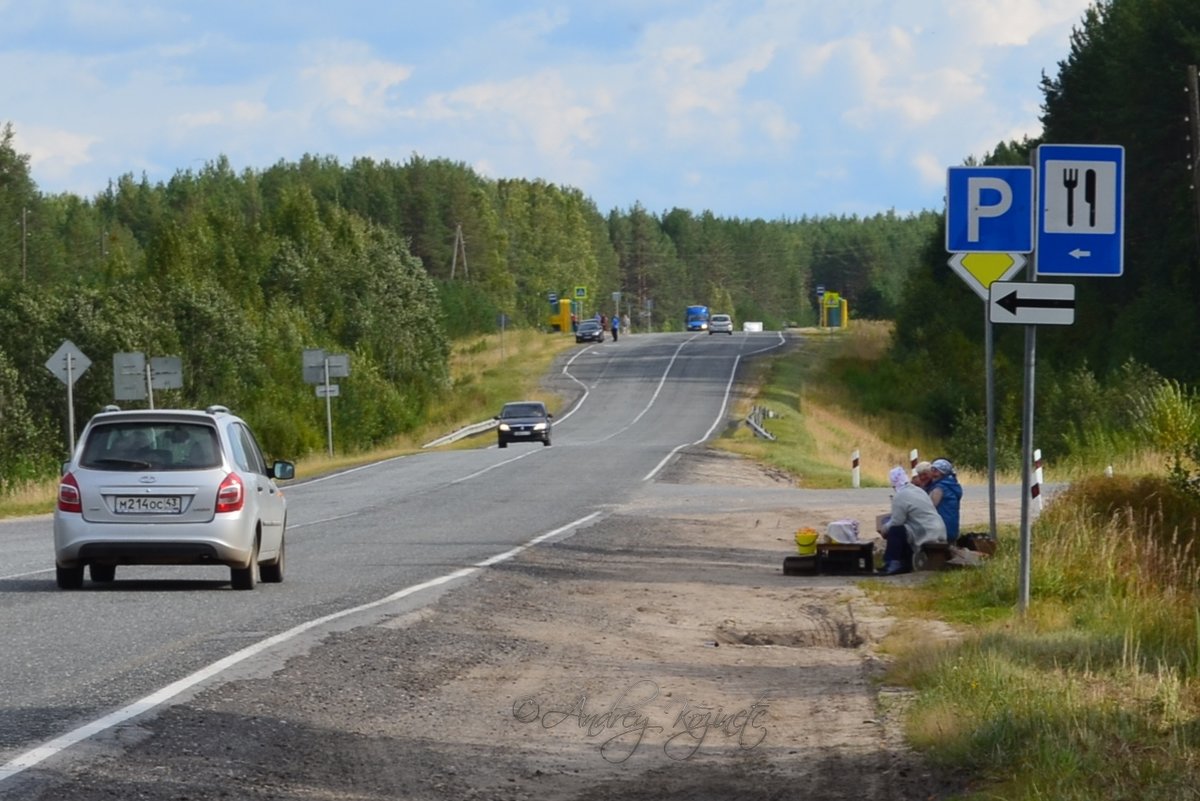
[1063,167,1097,227]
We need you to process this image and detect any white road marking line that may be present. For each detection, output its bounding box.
[0,568,54,581]
[0,512,602,786]
[642,331,787,482]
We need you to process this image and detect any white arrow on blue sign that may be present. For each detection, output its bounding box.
[1036,144,1124,277]
[945,166,1034,254]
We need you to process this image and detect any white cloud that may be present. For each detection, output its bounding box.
[300,53,414,131]
[948,0,1091,47]
[14,126,98,186]
[912,151,947,189]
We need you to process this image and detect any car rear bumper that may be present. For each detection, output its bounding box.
[54,515,256,568]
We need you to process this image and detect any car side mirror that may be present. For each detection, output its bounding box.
[547,413,553,418]
[270,460,296,481]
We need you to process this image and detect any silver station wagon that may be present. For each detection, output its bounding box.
[53,405,295,590]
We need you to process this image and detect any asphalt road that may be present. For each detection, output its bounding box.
[0,329,790,785]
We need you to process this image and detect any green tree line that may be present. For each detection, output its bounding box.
[0,122,936,488]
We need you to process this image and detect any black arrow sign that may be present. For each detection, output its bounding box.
[995,289,1075,315]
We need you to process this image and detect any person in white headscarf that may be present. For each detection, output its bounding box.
[879,465,947,575]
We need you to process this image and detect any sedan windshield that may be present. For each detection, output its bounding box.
[501,404,545,419]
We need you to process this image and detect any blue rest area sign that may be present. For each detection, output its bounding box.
[945,166,1034,254]
[1036,144,1124,277]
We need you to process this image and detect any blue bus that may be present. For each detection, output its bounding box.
[685,305,710,331]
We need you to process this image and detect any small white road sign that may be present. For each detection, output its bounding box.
[45,340,92,385]
[988,282,1076,326]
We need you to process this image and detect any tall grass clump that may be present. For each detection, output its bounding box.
[878,474,1200,799]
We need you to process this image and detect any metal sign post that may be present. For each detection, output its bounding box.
[45,340,92,456]
[324,359,333,457]
[303,348,349,457]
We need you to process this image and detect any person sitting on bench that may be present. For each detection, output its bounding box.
[879,466,947,576]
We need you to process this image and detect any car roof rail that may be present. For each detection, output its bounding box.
[205,404,231,415]
[101,404,121,413]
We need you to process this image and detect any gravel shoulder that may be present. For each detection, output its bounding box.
[16,449,1012,801]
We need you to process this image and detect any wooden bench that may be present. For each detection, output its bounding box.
[913,542,951,572]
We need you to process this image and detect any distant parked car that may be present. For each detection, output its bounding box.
[575,319,605,343]
[53,405,294,590]
[495,401,553,448]
[708,313,734,334]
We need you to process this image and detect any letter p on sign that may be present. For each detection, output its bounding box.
[945,166,1034,254]
[967,177,1012,242]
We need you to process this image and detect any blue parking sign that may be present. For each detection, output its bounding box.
[946,166,1034,253]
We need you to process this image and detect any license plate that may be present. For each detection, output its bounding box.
[115,496,182,514]
[514,430,531,436]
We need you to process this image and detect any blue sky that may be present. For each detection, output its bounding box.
[2,0,1094,220]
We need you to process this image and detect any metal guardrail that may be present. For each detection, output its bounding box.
[422,418,498,448]
[746,406,777,441]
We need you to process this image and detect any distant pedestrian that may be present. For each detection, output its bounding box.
[600,314,608,333]
[622,313,630,334]
[611,313,620,342]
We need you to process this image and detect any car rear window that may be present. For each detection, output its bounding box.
[79,422,222,471]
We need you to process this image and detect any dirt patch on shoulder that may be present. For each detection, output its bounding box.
[658,447,797,487]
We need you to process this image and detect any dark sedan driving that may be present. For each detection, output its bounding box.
[575,319,605,343]
[495,401,553,448]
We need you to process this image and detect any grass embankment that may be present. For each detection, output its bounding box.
[715,321,956,488]
[0,328,578,519]
[717,321,1200,800]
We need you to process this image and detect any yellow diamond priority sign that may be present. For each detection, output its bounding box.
[947,252,1027,301]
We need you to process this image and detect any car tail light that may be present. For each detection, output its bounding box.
[58,472,82,513]
[216,472,245,513]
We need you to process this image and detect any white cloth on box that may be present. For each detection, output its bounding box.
[825,519,860,543]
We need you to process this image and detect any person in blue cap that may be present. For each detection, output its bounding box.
[928,458,963,544]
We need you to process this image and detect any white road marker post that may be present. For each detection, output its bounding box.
[909,449,919,471]
[851,449,860,489]
[1032,448,1044,512]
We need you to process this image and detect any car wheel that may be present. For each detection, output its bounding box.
[260,532,285,583]
[230,539,260,590]
[56,564,84,590]
[543,436,551,447]
[498,439,508,448]
[90,564,116,583]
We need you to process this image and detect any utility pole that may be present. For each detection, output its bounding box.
[21,206,28,281]
[1187,66,1200,255]
[449,223,469,280]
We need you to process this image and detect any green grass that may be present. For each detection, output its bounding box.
[867,471,1200,800]
[715,322,953,488]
